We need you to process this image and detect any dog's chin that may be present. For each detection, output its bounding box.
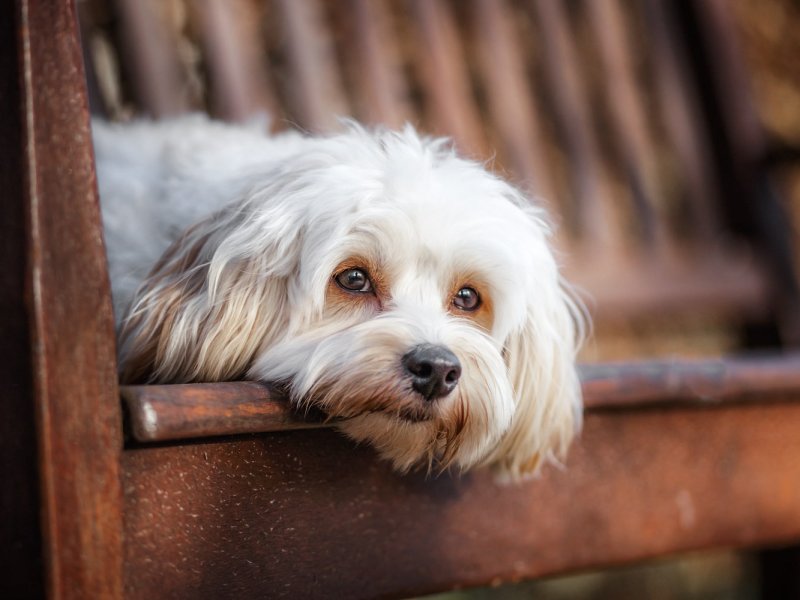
[334,411,446,473]
[391,409,434,424]
[325,390,499,474]
[372,402,437,424]
[308,395,438,431]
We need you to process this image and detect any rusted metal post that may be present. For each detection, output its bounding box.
[1,1,125,597]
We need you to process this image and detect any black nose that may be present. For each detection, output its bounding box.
[402,344,462,401]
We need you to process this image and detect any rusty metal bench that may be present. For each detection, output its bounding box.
[3,0,800,598]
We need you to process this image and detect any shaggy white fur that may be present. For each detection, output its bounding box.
[94,115,584,479]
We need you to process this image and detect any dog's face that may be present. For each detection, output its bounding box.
[118,126,583,479]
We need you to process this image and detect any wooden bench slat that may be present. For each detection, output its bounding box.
[567,249,768,322]
[532,0,617,249]
[10,1,125,596]
[406,0,487,157]
[112,0,190,116]
[122,382,321,443]
[123,352,800,444]
[644,0,721,240]
[121,396,800,598]
[270,0,349,132]
[585,0,667,252]
[1,3,45,595]
[190,0,280,123]
[336,0,412,129]
[470,0,552,198]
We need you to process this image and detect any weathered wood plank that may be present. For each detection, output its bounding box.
[334,0,412,128]
[122,397,800,599]
[406,0,487,157]
[269,0,349,132]
[190,0,281,123]
[566,251,768,323]
[532,0,616,249]
[0,2,44,596]
[470,0,552,197]
[585,0,666,252]
[111,0,189,116]
[14,0,125,597]
[123,353,800,443]
[581,353,800,407]
[122,382,324,442]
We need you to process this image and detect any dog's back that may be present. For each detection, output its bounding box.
[94,115,306,318]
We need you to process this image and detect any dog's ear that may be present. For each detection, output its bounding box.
[488,281,585,480]
[117,206,296,384]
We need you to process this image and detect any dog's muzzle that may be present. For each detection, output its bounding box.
[402,343,461,401]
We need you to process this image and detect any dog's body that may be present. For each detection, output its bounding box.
[95,115,583,478]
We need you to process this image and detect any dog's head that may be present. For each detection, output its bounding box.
[118,125,585,479]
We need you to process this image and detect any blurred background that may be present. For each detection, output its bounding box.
[77,0,800,596]
[77,0,800,362]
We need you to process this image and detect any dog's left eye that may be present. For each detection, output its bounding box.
[335,268,373,293]
[453,287,481,311]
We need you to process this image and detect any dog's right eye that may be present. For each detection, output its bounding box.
[335,268,373,293]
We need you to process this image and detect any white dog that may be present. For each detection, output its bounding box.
[94,115,584,479]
